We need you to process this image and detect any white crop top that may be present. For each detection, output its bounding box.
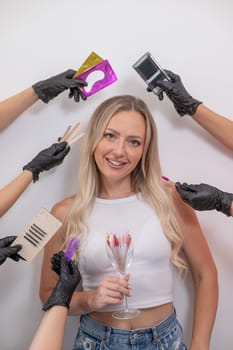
[77,194,173,312]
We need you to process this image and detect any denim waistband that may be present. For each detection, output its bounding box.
[79,309,177,345]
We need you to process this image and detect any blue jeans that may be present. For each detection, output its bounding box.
[73,309,187,350]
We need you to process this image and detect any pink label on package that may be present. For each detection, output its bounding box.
[74,59,117,98]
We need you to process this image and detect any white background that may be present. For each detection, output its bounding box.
[0,1,233,349]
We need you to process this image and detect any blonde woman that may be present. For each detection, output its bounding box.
[40,95,218,350]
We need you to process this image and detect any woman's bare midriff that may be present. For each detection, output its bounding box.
[89,302,173,330]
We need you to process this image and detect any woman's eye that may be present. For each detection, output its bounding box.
[129,140,141,147]
[104,132,115,140]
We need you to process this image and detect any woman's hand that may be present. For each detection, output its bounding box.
[0,236,22,265]
[175,182,233,216]
[89,275,131,311]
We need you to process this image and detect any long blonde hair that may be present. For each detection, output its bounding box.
[63,95,186,272]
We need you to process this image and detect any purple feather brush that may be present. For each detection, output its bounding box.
[65,237,79,262]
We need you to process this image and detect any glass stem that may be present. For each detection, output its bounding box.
[121,273,129,312]
[124,295,129,312]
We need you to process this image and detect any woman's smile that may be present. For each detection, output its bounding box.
[105,157,129,168]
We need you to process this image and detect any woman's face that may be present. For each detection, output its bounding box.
[94,110,146,184]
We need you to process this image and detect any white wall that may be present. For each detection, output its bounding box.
[0,1,233,349]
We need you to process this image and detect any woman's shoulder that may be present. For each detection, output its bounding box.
[163,180,177,199]
[51,195,75,221]
[164,181,198,223]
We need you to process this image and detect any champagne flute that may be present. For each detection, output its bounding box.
[105,232,140,319]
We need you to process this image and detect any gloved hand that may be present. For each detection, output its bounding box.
[175,182,233,216]
[0,236,22,265]
[50,250,65,274]
[23,141,70,182]
[32,69,87,103]
[148,70,202,116]
[43,251,81,311]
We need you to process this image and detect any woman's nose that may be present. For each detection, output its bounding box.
[112,140,125,156]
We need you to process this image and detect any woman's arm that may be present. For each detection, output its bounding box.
[29,306,68,350]
[193,104,233,151]
[0,88,38,131]
[0,170,33,217]
[0,142,69,217]
[155,70,233,151]
[0,69,87,132]
[172,185,218,350]
[30,251,81,350]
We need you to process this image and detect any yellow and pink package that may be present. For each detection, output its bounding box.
[73,51,104,77]
[74,58,117,98]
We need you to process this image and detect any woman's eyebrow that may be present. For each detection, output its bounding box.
[105,127,119,134]
[105,128,144,140]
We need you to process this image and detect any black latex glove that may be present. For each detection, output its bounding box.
[149,70,202,116]
[0,236,22,265]
[50,250,64,275]
[32,69,87,103]
[175,182,233,216]
[43,251,81,311]
[23,141,70,182]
